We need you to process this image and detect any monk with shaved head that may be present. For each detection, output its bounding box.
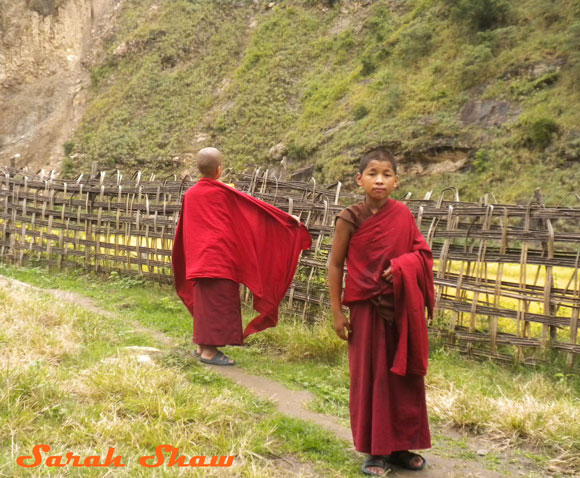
[196,147,223,178]
[172,147,311,366]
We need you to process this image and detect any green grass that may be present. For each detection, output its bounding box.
[1,263,579,474]
[0,266,364,477]
[65,0,580,204]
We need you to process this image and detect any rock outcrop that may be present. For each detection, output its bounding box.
[0,0,123,170]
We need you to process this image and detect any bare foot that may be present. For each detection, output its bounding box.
[362,455,387,476]
[366,465,386,475]
[387,451,426,471]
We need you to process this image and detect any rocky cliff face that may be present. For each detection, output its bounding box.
[0,0,122,170]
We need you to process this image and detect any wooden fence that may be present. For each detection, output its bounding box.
[0,166,579,367]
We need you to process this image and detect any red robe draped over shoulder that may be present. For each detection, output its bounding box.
[343,199,434,376]
[341,199,434,455]
[172,178,311,338]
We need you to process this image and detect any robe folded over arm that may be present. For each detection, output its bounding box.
[339,199,434,455]
[390,240,434,376]
[172,178,311,339]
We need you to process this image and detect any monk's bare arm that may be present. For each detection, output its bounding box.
[328,217,353,341]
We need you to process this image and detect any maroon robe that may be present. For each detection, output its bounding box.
[192,278,243,346]
[338,199,434,455]
[172,178,311,344]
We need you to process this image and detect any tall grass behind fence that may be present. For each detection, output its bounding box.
[0,166,579,367]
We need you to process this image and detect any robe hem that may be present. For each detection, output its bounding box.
[354,442,432,456]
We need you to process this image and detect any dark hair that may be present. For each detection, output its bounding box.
[358,147,397,174]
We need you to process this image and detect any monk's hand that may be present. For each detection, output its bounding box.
[332,310,351,341]
[382,266,393,282]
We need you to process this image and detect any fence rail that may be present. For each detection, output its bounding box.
[1,166,579,367]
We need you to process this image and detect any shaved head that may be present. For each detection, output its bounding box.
[197,147,223,178]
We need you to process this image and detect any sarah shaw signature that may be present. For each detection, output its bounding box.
[17,445,235,468]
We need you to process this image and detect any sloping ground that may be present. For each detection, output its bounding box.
[0,275,544,478]
[63,0,580,203]
[0,276,330,477]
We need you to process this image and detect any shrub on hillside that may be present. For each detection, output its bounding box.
[473,149,491,172]
[27,0,66,17]
[287,141,309,161]
[457,43,493,87]
[445,0,512,31]
[395,24,434,63]
[565,22,580,51]
[518,116,559,150]
[353,104,369,120]
[61,157,75,178]
[364,3,392,42]
[63,141,74,156]
[360,56,377,76]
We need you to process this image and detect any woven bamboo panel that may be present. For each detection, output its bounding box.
[1,166,578,367]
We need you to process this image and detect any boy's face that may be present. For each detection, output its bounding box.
[356,159,398,201]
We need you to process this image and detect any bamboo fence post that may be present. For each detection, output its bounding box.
[0,166,579,366]
[416,205,424,229]
[490,209,509,354]
[260,170,268,194]
[1,172,11,260]
[60,218,68,269]
[115,185,122,260]
[46,212,53,271]
[309,177,316,203]
[480,196,492,339]
[541,219,555,350]
[17,177,28,265]
[37,192,46,263]
[567,251,580,368]
[516,205,533,363]
[435,205,454,320]
[158,221,166,276]
[73,190,81,269]
[95,184,105,272]
[334,181,341,205]
[470,205,493,333]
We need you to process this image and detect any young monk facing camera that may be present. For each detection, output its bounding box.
[172,147,311,365]
[328,147,434,475]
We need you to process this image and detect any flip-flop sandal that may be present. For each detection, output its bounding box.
[361,455,388,476]
[200,351,235,366]
[193,350,201,359]
[386,451,426,471]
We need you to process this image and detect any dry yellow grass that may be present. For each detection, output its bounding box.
[0,281,354,478]
[427,350,580,471]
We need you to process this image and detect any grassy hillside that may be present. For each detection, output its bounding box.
[66,0,580,203]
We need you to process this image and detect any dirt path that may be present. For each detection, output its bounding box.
[1,276,531,478]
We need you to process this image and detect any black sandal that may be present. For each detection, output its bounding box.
[361,455,388,476]
[199,350,235,366]
[386,451,426,471]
